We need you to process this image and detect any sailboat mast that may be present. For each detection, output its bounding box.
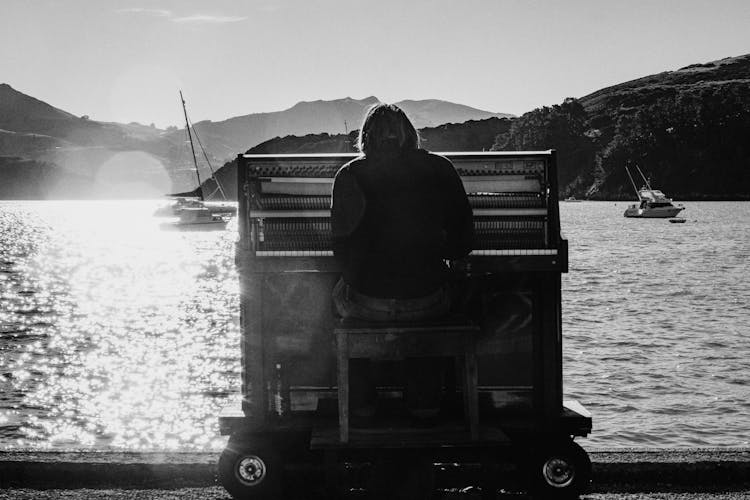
[180,90,203,200]
[188,120,227,200]
[625,166,640,199]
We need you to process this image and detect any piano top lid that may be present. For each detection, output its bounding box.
[239,150,556,161]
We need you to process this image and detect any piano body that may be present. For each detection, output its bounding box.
[218,151,592,499]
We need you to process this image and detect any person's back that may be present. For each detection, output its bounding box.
[330,103,474,419]
[333,149,472,300]
[331,104,473,320]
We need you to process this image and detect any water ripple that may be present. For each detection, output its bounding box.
[563,202,750,449]
[0,200,748,450]
[0,201,239,451]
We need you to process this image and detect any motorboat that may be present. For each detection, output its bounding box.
[623,189,684,218]
[623,166,684,218]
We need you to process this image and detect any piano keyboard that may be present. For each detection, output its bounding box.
[253,249,558,257]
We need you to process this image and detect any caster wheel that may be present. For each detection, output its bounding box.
[218,436,282,499]
[529,439,591,498]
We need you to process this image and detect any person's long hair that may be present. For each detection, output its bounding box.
[357,103,419,158]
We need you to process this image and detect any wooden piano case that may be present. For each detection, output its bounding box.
[218,151,592,499]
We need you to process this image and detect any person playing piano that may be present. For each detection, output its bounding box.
[331,103,474,419]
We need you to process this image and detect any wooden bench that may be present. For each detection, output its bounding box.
[334,318,481,443]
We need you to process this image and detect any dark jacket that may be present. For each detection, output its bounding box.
[331,149,473,299]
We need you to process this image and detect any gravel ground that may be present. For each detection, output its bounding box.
[1,450,748,499]
[2,489,750,500]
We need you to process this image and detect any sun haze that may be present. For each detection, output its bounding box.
[1,0,748,127]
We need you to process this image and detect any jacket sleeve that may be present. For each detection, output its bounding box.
[330,167,366,260]
[439,157,474,259]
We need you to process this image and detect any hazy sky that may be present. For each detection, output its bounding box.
[2,0,748,128]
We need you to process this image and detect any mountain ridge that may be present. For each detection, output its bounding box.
[0,85,507,198]
[1,52,748,199]
[179,95,511,165]
[225,53,750,200]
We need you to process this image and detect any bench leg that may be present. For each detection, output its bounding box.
[336,334,349,443]
[464,347,479,440]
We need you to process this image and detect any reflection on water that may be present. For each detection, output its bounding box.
[0,201,239,450]
[0,200,748,450]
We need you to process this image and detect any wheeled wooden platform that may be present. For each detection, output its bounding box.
[220,398,592,447]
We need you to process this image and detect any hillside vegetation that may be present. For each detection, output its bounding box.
[493,54,750,199]
[2,53,748,199]
[215,54,750,200]
[211,117,514,198]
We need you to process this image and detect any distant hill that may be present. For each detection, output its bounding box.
[0,86,510,198]
[214,54,750,201]
[167,96,511,166]
[0,83,77,133]
[209,117,513,199]
[0,156,93,199]
[492,54,750,199]
[0,83,176,197]
[3,53,749,201]
[393,99,511,129]
[0,83,164,150]
[237,117,512,155]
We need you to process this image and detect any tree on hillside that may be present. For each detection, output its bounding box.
[208,87,750,202]
[491,98,597,193]
[419,117,512,151]
[595,85,750,198]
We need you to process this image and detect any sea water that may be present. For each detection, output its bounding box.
[0,200,748,450]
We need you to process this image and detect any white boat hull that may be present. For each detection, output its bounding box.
[155,200,236,218]
[173,220,227,226]
[160,206,229,230]
[624,206,684,218]
[160,220,227,231]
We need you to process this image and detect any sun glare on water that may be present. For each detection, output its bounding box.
[3,201,749,450]
[0,200,239,450]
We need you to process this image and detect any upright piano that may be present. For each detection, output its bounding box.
[226,150,589,431]
[219,149,592,500]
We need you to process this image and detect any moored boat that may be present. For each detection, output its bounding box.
[154,195,205,217]
[623,166,684,218]
[161,206,229,229]
[156,91,235,226]
[154,197,236,218]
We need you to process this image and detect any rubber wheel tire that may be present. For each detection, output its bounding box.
[529,439,591,499]
[218,436,283,500]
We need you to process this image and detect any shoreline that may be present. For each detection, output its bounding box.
[2,198,750,202]
[1,449,748,491]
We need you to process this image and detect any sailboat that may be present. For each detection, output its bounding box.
[158,91,234,228]
[623,165,684,218]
